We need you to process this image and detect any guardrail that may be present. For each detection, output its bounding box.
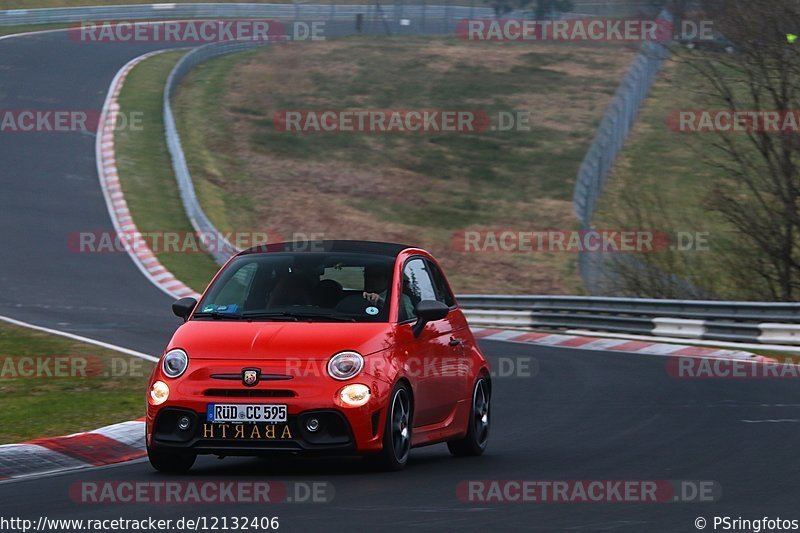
[458,295,800,345]
[164,40,271,264]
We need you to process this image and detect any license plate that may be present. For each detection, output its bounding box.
[207,403,287,423]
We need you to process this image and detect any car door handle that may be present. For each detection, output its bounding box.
[449,338,463,347]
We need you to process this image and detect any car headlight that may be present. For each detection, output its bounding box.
[339,384,371,407]
[327,351,364,381]
[162,349,188,378]
[149,380,170,405]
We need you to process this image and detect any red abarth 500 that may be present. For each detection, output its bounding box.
[146,240,491,471]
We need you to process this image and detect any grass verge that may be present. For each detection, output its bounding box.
[115,50,222,293]
[169,37,638,294]
[0,321,153,443]
[0,23,72,38]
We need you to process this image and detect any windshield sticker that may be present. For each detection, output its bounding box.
[365,306,379,316]
[203,304,240,314]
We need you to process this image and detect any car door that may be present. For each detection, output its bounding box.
[400,257,460,427]
[426,258,471,394]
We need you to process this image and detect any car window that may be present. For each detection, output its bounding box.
[321,266,364,290]
[196,253,395,322]
[399,258,437,322]
[427,260,456,308]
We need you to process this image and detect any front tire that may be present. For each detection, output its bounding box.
[447,377,490,457]
[369,382,412,471]
[147,445,196,474]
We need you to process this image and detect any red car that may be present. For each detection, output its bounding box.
[146,240,491,472]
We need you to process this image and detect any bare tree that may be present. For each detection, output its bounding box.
[594,169,720,299]
[675,0,800,300]
[606,0,800,300]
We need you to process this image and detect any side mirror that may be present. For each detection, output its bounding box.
[412,300,449,337]
[172,297,197,322]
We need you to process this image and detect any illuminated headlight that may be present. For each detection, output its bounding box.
[162,349,188,378]
[327,351,364,381]
[149,381,170,405]
[339,384,371,407]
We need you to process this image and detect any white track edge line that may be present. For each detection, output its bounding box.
[0,314,158,363]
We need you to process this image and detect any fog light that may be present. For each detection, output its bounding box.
[149,380,169,406]
[306,418,320,432]
[178,416,191,431]
[338,384,370,407]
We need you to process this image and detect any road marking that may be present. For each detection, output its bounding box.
[741,419,800,423]
[0,27,71,42]
[0,314,158,363]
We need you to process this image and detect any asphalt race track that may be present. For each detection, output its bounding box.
[0,31,186,354]
[1,30,800,533]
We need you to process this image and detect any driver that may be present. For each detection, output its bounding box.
[362,264,415,318]
[362,264,389,306]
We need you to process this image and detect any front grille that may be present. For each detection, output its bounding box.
[203,389,296,398]
[210,374,293,381]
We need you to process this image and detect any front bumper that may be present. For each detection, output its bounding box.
[146,356,396,454]
[149,406,382,456]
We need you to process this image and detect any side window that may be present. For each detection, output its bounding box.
[427,260,455,307]
[400,258,437,322]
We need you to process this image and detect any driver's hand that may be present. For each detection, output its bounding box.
[362,292,383,305]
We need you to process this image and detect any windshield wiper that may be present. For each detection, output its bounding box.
[287,312,357,322]
[241,311,356,322]
[240,312,299,322]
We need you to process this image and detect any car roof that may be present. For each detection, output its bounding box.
[239,240,414,258]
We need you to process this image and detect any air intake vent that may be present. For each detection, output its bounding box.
[204,389,295,398]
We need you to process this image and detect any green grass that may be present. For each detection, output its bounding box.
[115,50,222,292]
[0,321,154,443]
[0,23,71,37]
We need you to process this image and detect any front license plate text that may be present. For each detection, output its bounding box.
[202,422,293,440]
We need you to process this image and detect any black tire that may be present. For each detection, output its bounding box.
[447,377,490,457]
[147,446,196,474]
[368,382,413,471]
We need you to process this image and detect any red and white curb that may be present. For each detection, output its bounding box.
[472,328,776,362]
[0,419,145,482]
[96,51,201,301]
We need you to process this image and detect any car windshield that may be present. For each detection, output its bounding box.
[194,252,395,322]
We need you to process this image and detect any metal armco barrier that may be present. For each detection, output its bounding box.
[458,295,800,345]
[164,40,270,265]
